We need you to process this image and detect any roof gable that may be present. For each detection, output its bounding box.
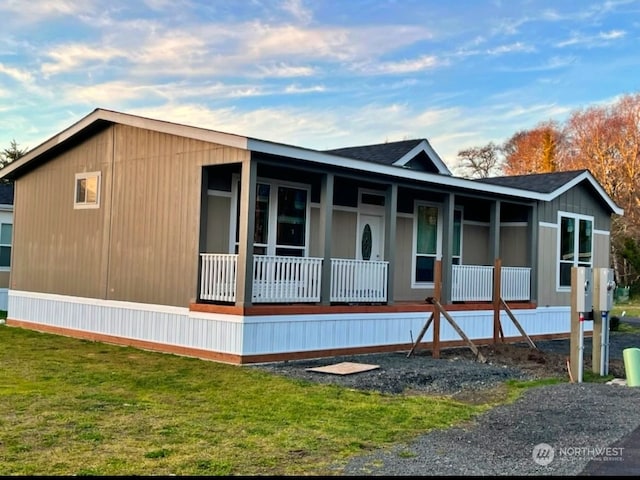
[476,170,622,215]
[323,138,451,175]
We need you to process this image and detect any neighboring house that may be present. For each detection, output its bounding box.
[0,108,623,364]
[0,182,13,311]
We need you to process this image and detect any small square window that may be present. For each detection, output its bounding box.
[74,172,101,209]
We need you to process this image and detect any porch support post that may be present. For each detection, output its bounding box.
[319,173,334,305]
[489,200,501,262]
[440,193,454,304]
[236,159,257,307]
[384,183,398,304]
[527,203,539,303]
[196,167,209,302]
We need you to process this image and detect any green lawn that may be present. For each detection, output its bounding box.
[0,324,545,476]
[4,301,631,476]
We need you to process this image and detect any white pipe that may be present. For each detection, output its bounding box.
[603,311,610,376]
[600,311,606,376]
[578,313,584,383]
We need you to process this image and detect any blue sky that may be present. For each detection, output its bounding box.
[1,0,639,171]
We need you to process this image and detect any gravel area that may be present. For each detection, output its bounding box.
[251,326,640,476]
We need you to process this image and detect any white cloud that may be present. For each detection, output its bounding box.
[257,63,316,78]
[280,0,313,24]
[356,55,442,75]
[487,42,535,55]
[41,44,126,76]
[0,63,33,83]
[0,0,97,21]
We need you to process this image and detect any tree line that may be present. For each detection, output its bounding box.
[456,92,640,291]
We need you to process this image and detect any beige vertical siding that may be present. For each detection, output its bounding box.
[106,125,248,306]
[500,225,528,266]
[12,124,248,307]
[462,223,490,265]
[0,271,9,288]
[593,232,611,267]
[206,195,231,253]
[393,216,432,301]
[331,210,357,258]
[537,224,562,305]
[11,129,113,298]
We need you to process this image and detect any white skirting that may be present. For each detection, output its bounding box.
[0,288,7,311]
[7,290,576,360]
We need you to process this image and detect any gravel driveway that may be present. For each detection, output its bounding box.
[252,328,640,476]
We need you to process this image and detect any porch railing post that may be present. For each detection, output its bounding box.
[493,258,502,344]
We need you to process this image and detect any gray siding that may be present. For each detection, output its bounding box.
[537,182,611,230]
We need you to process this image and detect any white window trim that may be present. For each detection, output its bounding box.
[230,174,311,256]
[411,201,442,288]
[0,221,11,272]
[74,171,101,209]
[556,210,594,292]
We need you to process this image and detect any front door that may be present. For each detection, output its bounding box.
[357,213,384,261]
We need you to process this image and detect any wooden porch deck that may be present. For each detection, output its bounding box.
[189,300,538,316]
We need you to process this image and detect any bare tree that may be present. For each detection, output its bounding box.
[455,142,501,178]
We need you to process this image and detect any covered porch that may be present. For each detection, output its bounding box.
[199,254,532,304]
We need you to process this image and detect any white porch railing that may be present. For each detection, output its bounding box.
[200,255,530,304]
[200,253,237,302]
[501,266,531,301]
[451,264,531,302]
[252,255,323,303]
[199,254,388,304]
[452,265,493,302]
[330,259,388,303]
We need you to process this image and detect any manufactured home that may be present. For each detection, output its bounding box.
[0,109,623,363]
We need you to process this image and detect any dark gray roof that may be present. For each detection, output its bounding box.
[475,170,588,194]
[323,139,424,165]
[0,182,13,205]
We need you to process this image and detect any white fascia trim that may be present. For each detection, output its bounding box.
[1,108,249,180]
[248,139,549,202]
[392,139,452,175]
[9,290,189,315]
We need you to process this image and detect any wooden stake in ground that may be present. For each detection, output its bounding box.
[500,298,538,350]
[407,312,434,358]
[428,297,487,363]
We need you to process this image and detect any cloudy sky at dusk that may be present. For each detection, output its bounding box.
[1,0,639,170]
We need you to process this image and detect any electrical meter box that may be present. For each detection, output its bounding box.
[575,266,593,313]
[593,267,615,312]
